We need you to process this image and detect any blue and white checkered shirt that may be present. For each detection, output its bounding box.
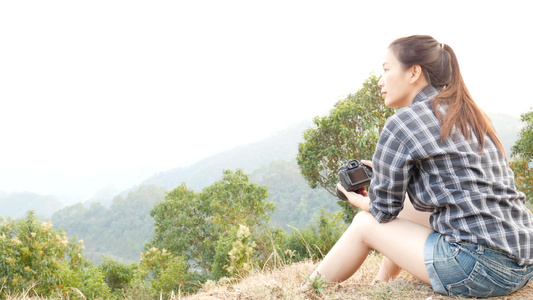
[369,85,533,266]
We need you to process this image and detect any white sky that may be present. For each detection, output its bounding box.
[1,0,532,196]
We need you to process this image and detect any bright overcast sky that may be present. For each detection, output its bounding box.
[1,1,532,195]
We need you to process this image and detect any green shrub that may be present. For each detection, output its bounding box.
[212,224,257,280]
[0,211,111,299]
[98,256,136,297]
[128,247,193,299]
[283,208,347,262]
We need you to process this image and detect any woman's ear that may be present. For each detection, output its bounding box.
[409,65,423,83]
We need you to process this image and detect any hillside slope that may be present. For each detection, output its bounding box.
[142,120,311,191]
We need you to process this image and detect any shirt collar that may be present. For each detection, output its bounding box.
[411,85,440,105]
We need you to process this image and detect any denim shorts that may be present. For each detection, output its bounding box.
[424,232,533,298]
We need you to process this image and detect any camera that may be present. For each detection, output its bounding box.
[335,159,373,201]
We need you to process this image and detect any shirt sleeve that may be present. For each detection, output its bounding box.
[369,122,414,223]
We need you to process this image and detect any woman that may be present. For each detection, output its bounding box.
[309,35,533,298]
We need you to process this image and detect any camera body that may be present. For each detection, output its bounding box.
[336,159,373,201]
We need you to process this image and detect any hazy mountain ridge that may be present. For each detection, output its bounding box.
[0,120,310,220]
[0,192,62,219]
[141,120,312,191]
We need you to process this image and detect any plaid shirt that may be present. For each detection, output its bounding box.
[369,85,533,266]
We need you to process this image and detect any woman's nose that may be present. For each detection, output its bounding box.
[378,77,384,87]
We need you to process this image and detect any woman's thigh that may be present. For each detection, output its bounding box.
[357,211,434,284]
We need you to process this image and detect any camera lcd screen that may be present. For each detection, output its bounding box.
[348,168,368,183]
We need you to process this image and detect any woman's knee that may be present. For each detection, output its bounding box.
[350,211,378,229]
[342,211,379,245]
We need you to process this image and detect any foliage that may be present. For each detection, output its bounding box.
[211,229,236,280]
[510,158,533,207]
[149,169,275,276]
[98,256,136,297]
[148,182,213,275]
[251,160,340,230]
[212,224,257,279]
[510,108,533,207]
[511,108,533,163]
[251,226,288,270]
[73,265,113,299]
[52,184,167,262]
[297,74,396,221]
[127,247,193,299]
[212,209,346,283]
[283,208,347,262]
[201,169,273,229]
[0,211,111,299]
[309,274,327,296]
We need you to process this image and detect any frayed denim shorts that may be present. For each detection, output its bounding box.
[424,232,533,298]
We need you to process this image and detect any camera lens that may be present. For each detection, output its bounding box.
[335,185,348,201]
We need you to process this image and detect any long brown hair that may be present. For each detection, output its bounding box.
[389,35,505,154]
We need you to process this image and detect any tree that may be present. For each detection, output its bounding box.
[128,247,192,298]
[297,74,396,221]
[511,108,533,163]
[200,169,274,230]
[149,169,275,275]
[510,108,533,204]
[509,158,533,206]
[0,211,111,299]
[251,159,340,230]
[149,183,212,272]
[98,256,135,297]
[52,185,167,263]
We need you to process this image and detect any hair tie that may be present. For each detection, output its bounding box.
[441,43,445,50]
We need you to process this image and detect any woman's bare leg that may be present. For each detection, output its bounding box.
[374,196,431,281]
[310,211,433,284]
[374,256,402,282]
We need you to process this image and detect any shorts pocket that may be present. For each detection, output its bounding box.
[447,261,519,298]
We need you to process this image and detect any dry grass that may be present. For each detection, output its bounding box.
[184,252,533,300]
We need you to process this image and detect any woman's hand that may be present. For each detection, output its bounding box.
[337,182,370,212]
[361,159,373,169]
[336,159,373,212]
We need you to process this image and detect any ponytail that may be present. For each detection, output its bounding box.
[390,35,505,155]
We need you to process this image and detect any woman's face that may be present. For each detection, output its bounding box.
[378,49,416,108]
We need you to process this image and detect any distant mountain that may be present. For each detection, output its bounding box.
[0,192,63,219]
[142,120,312,191]
[52,184,167,263]
[83,184,122,208]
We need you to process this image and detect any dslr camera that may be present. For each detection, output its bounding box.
[336,159,373,201]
